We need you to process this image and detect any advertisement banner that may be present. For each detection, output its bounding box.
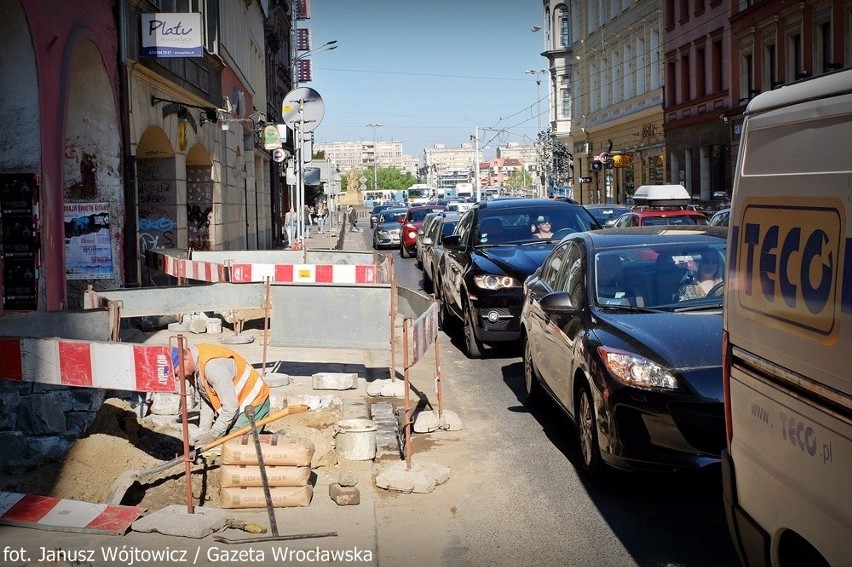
[64,203,113,280]
[141,13,203,58]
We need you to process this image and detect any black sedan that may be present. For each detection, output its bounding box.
[520,226,728,476]
[440,198,601,358]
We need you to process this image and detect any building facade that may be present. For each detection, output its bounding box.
[0,0,296,313]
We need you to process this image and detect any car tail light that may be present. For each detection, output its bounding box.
[722,329,733,451]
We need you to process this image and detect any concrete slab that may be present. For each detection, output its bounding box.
[312,372,358,390]
[366,378,406,398]
[413,410,464,433]
[375,459,451,494]
[131,505,228,539]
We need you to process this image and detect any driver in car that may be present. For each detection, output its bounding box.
[532,216,555,239]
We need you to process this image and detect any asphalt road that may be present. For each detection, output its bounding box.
[359,220,741,567]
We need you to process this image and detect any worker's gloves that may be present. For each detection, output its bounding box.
[192,431,216,448]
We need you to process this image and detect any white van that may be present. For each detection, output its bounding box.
[722,69,851,567]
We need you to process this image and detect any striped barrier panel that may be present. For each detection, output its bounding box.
[145,250,227,282]
[229,262,385,284]
[411,302,439,366]
[0,338,176,393]
[0,491,144,535]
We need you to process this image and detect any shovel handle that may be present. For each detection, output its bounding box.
[196,403,309,454]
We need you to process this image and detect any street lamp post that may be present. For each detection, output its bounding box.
[366,123,382,194]
[526,69,548,197]
[292,40,338,89]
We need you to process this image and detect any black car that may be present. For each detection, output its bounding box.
[439,198,601,358]
[419,210,461,294]
[520,226,728,476]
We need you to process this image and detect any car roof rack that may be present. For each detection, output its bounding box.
[631,184,692,207]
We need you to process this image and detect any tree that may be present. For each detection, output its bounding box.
[505,169,534,192]
[376,167,416,191]
[537,130,573,192]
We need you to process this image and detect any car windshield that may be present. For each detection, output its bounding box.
[642,215,707,226]
[477,207,598,245]
[587,206,629,225]
[594,243,726,309]
[380,211,406,223]
[409,209,436,222]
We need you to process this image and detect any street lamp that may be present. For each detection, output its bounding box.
[366,123,382,194]
[292,40,339,88]
[526,69,548,197]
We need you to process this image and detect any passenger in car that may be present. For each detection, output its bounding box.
[676,251,724,300]
[532,216,554,239]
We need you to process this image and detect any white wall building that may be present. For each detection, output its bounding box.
[314,140,418,176]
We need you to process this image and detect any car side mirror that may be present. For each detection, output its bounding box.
[442,234,461,249]
[422,237,433,245]
[540,291,580,325]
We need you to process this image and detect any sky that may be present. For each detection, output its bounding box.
[302,1,547,161]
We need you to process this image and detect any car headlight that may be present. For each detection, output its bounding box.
[473,274,521,290]
[597,347,679,390]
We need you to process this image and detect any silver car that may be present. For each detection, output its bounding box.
[372,208,407,249]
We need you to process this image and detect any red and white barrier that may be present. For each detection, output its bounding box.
[146,251,226,282]
[229,263,381,284]
[0,338,176,393]
[0,491,144,535]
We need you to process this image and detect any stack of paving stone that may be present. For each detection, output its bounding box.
[219,433,315,508]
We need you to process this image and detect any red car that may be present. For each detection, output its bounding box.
[400,205,445,258]
[611,208,708,227]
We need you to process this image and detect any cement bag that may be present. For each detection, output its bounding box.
[220,485,313,509]
[219,464,311,488]
[222,434,315,466]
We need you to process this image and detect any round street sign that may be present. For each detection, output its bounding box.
[272,148,287,163]
[281,87,325,132]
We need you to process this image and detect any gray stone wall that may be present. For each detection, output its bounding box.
[0,381,105,467]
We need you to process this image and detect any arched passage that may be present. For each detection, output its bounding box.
[136,126,178,254]
[186,143,214,250]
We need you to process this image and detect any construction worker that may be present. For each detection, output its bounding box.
[172,343,270,447]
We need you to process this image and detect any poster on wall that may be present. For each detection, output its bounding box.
[64,202,113,280]
[0,173,39,311]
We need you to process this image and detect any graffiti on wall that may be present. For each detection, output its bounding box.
[138,159,177,251]
[187,167,212,250]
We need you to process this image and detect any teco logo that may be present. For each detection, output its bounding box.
[734,198,846,344]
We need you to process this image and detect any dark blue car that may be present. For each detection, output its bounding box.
[520,226,728,476]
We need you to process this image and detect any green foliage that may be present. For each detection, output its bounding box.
[376,167,416,191]
[505,169,533,191]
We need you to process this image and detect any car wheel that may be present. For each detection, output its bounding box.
[522,335,541,403]
[463,303,484,359]
[575,383,602,477]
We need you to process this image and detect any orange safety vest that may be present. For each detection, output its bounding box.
[194,344,269,412]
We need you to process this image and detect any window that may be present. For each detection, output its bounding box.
[787,30,803,78]
[680,52,691,102]
[816,20,832,73]
[650,30,661,89]
[554,243,584,307]
[637,36,646,93]
[696,46,706,97]
[763,43,777,88]
[561,76,572,118]
[559,8,571,47]
[712,37,724,92]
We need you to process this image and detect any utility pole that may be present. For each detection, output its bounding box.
[472,126,481,202]
[367,123,382,193]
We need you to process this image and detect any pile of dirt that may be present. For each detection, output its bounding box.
[3,399,339,512]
